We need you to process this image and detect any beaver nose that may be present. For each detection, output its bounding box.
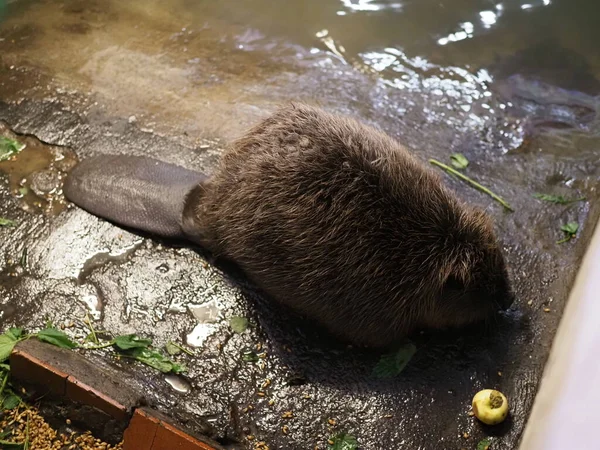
[498,291,515,310]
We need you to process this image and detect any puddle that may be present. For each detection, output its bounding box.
[189,300,221,323]
[186,323,219,348]
[77,240,144,284]
[80,292,102,320]
[0,121,77,216]
[185,300,222,348]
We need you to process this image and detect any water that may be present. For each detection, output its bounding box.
[1,1,599,449]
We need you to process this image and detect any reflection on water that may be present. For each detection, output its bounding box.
[1,0,598,151]
[339,0,404,13]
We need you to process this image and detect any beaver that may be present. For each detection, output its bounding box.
[64,103,514,347]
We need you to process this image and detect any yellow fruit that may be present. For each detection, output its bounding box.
[472,389,508,425]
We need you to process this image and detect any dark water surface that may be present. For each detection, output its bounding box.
[0,0,599,449]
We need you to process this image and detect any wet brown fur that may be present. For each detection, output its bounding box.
[184,103,513,347]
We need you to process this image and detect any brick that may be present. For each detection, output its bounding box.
[153,420,217,450]
[11,340,142,418]
[124,408,222,450]
[66,376,129,421]
[123,408,159,450]
[10,348,68,395]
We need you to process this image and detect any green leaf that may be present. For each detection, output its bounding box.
[557,222,579,244]
[36,328,78,349]
[7,328,23,340]
[561,222,579,235]
[0,218,16,227]
[2,393,21,410]
[18,187,28,196]
[0,439,25,450]
[0,331,20,362]
[165,341,194,357]
[0,429,11,439]
[19,248,27,269]
[450,153,469,169]
[241,350,259,363]
[0,136,25,162]
[372,343,417,378]
[165,341,181,356]
[229,316,249,334]
[0,363,10,371]
[328,433,359,450]
[533,193,586,204]
[477,438,492,450]
[121,347,184,374]
[113,334,152,350]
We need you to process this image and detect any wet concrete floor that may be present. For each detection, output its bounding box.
[0,0,599,449]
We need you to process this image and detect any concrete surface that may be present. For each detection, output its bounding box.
[0,1,599,449]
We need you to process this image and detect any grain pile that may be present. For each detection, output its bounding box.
[0,406,123,450]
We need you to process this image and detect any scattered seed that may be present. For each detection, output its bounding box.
[282,411,294,419]
[282,425,289,434]
[0,406,123,449]
[257,392,265,397]
[544,308,551,313]
[463,432,470,439]
[328,419,336,426]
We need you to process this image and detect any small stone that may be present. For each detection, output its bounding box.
[128,115,137,124]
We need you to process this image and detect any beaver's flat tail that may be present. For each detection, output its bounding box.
[64,154,207,240]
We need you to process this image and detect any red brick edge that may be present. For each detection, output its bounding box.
[9,342,224,450]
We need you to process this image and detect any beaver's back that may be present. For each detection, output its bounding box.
[193,103,494,346]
